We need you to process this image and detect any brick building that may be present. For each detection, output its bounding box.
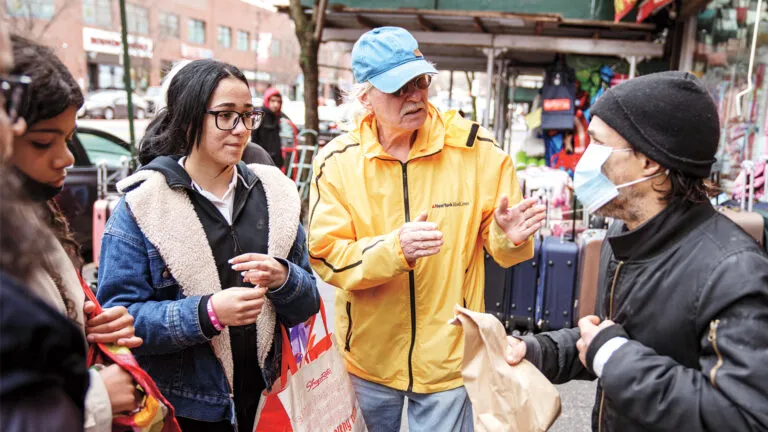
[3,0,302,97]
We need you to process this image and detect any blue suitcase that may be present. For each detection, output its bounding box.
[507,240,540,332]
[536,236,579,331]
[484,250,511,330]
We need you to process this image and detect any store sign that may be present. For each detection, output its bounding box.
[257,32,272,62]
[181,43,214,60]
[636,0,674,23]
[244,70,272,82]
[83,27,153,58]
[614,0,638,22]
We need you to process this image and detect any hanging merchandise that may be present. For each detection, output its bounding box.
[637,0,675,23]
[550,111,591,175]
[541,57,577,131]
[615,0,639,22]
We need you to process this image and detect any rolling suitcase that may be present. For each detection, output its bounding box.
[574,229,606,326]
[536,236,579,331]
[507,240,540,332]
[92,196,120,264]
[484,250,511,330]
[719,161,765,247]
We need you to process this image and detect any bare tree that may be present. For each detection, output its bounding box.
[287,0,328,146]
[465,71,478,122]
[5,0,78,40]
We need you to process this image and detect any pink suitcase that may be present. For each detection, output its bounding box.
[574,229,606,325]
[92,196,120,264]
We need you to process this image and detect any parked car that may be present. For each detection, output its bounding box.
[79,89,149,120]
[55,126,134,261]
[143,86,163,114]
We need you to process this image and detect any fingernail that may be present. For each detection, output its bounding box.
[228,258,234,264]
[241,271,247,277]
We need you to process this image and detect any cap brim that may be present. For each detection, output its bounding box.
[368,59,438,94]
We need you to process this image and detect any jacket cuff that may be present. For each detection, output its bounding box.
[198,295,221,339]
[518,335,542,369]
[84,368,112,432]
[268,258,305,305]
[490,218,529,249]
[586,324,629,376]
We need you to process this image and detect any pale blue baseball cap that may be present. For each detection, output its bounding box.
[352,27,438,93]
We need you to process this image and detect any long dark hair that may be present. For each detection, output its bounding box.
[139,59,249,165]
[10,35,84,318]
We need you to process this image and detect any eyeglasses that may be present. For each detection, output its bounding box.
[206,110,264,131]
[390,75,432,98]
[1,74,31,123]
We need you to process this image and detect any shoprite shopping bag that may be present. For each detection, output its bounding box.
[451,306,561,432]
[253,300,366,432]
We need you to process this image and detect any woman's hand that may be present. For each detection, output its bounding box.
[84,303,143,348]
[98,364,137,413]
[230,253,289,289]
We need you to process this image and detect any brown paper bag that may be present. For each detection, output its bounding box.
[451,306,561,432]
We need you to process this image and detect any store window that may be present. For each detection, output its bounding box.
[218,26,231,49]
[237,30,250,51]
[126,3,149,35]
[271,39,281,57]
[83,0,112,28]
[159,12,179,38]
[188,19,206,45]
[5,0,54,19]
[693,1,768,185]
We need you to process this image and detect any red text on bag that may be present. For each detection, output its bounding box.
[543,99,572,112]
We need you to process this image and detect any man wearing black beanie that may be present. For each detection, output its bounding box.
[507,71,768,431]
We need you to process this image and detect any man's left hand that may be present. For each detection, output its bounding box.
[494,196,546,245]
[576,315,616,368]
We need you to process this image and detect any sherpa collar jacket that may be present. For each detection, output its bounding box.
[96,156,320,425]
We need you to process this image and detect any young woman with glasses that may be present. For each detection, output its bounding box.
[96,59,320,432]
[7,34,142,432]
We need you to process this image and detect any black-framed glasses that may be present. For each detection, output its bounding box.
[391,75,432,98]
[206,110,264,131]
[1,74,31,123]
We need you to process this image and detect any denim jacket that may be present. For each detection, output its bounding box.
[96,161,319,424]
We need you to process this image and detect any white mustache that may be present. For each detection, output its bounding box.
[401,102,426,116]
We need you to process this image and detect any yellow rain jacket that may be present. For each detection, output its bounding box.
[308,105,534,393]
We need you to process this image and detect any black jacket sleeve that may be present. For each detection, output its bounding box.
[595,250,768,431]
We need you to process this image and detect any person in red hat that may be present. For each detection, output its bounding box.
[251,88,298,169]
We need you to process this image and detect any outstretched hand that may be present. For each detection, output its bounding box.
[494,196,546,245]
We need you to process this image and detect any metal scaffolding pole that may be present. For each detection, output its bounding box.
[483,48,495,128]
[448,70,454,110]
[118,0,136,153]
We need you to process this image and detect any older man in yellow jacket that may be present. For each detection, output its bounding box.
[308,27,546,431]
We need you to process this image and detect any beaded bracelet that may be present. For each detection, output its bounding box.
[207,298,224,331]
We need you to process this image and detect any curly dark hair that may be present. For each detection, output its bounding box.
[10,34,84,126]
[652,167,720,206]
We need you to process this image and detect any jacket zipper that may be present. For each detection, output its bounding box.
[598,260,624,432]
[345,301,353,351]
[400,161,418,393]
[209,341,238,431]
[708,319,723,388]
[230,226,242,254]
[374,151,441,393]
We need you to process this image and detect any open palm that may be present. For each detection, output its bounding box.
[494,196,546,245]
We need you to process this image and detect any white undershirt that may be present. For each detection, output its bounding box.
[178,157,243,225]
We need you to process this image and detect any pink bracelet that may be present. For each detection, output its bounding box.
[207,298,224,331]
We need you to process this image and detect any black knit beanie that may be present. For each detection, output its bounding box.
[590,71,720,178]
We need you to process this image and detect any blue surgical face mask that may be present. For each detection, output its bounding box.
[574,143,667,213]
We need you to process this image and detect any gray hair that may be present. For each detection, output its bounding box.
[338,81,374,130]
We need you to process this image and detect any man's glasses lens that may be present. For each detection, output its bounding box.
[209,110,264,131]
[1,75,31,122]
[392,75,432,97]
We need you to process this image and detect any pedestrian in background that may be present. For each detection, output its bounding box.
[7,34,144,432]
[98,59,320,432]
[308,26,545,431]
[250,87,297,169]
[507,71,768,431]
